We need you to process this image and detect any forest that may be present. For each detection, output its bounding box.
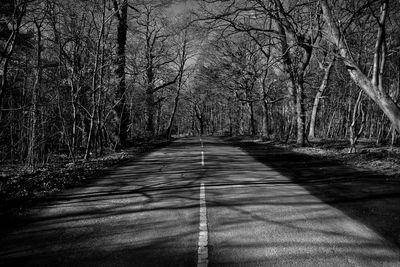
[2,1,400,265]
[0,0,399,171]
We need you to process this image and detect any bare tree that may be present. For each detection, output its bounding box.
[26,5,46,169]
[308,54,335,139]
[320,0,400,133]
[0,0,29,113]
[112,0,129,148]
[135,2,179,135]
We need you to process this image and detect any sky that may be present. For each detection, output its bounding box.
[167,0,197,16]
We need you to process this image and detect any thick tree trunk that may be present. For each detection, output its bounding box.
[262,99,269,138]
[262,76,269,138]
[195,105,204,135]
[0,53,12,112]
[145,46,155,134]
[249,102,256,136]
[113,0,129,148]
[295,48,312,146]
[320,0,400,133]
[276,20,311,146]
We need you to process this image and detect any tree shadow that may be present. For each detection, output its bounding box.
[232,140,400,248]
[195,137,400,265]
[2,137,400,266]
[0,139,204,267]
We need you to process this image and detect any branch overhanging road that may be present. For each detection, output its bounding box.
[1,137,400,266]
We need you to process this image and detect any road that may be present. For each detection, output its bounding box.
[1,137,400,266]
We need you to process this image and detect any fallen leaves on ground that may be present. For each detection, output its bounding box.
[0,140,170,215]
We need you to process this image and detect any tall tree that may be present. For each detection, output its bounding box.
[26,6,45,169]
[84,0,107,160]
[112,0,129,147]
[308,53,335,139]
[135,2,178,135]
[166,27,190,138]
[0,0,29,112]
[320,0,400,133]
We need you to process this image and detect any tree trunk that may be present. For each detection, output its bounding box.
[145,40,155,134]
[349,90,363,153]
[113,0,129,148]
[296,43,313,146]
[26,22,42,169]
[249,102,256,136]
[0,2,26,114]
[262,101,269,138]
[262,69,270,139]
[326,111,336,138]
[71,81,77,157]
[195,105,204,135]
[309,58,334,138]
[296,80,305,146]
[84,1,105,160]
[276,20,312,146]
[96,23,107,156]
[166,78,182,138]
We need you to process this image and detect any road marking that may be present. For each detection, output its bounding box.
[197,182,208,267]
[201,151,205,166]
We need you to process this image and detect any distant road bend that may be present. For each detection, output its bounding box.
[1,137,400,266]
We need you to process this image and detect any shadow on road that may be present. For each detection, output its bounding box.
[2,137,400,266]
[0,139,204,267]
[233,140,400,248]
[189,137,400,266]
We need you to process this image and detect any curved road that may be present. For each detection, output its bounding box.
[1,137,400,266]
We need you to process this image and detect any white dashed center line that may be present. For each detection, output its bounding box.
[200,138,204,166]
[198,137,208,266]
[197,182,208,267]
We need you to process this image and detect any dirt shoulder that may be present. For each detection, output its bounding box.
[227,136,400,179]
[275,139,400,178]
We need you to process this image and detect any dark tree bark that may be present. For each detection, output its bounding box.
[113,0,129,148]
[26,20,43,169]
[195,104,204,135]
[273,0,320,146]
[0,1,27,117]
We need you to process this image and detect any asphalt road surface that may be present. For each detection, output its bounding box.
[1,137,400,266]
